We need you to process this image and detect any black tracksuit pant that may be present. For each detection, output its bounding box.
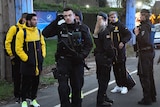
[113,60,127,87]
[21,75,39,101]
[11,57,21,98]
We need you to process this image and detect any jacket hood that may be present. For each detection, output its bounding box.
[23,24,38,31]
[17,20,25,28]
[74,10,83,22]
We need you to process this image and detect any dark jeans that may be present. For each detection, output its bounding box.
[11,57,21,98]
[138,51,156,101]
[57,57,84,107]
[21,75,39,101]
[113,60,127,87]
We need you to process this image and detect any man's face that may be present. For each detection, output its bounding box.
[30,16,37,27]
[140,13,146,22]
[75,16,80,23]
[21,18,26,24]
[109,14,118,23]
[63,10,75,24]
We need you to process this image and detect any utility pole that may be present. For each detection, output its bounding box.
[0,0,16,81]
[126,0,136,45]
[63,0,67,8]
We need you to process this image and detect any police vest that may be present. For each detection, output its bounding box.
[58,24,83,55]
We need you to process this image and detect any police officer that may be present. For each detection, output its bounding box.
[93,12,114,107]
[42,7,93,107]
[134,9,156,105]
[109,11,131,94]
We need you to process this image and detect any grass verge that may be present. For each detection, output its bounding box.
[0,81,13,101]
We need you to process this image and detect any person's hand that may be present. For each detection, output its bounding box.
[56,15,64,21]
[119,42,124,49]
[10,56,15,60]
[134,27,140,36]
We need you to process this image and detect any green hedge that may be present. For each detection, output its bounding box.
[33,1,123,14]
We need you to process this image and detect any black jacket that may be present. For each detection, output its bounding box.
[136,20,152,50]
[42,20,93,59]
[93,26,114,58]
[109,21,131,60]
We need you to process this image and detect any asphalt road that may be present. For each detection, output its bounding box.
[2,50,160,107]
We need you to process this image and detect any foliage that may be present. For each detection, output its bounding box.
[33,1,123,14]
[43,39,57,67]
[40,76,56,85]
[0,80,13,100]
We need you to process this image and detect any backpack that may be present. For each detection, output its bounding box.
[4,25,19,56]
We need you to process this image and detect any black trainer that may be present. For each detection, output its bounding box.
[138,99,152,105]
[105,98,114,104]
[97,101,112,107]
[15,97,20,104]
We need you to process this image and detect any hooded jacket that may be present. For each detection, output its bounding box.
[5,20,24,56]
[16,25,46,76]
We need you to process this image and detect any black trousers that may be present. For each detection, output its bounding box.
[21,75,39,101]
[57,57,84,107]
[113,60,127,87]
[11,57,21,98]
[96,64,111,104]
[95,54,112,104]
[138,51,156,101]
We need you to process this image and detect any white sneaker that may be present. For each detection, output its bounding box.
[111,86,122,93]
[121,87,128,94]
[21,101,28,107]
[30,99,40,107]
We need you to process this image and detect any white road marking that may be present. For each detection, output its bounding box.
[54,70,137,107]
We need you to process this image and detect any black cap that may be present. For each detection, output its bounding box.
[140,9,150,14]
[74,10,83,21]
[98,12,108,21]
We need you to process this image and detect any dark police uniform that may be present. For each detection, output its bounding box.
[134,18,157,105]
[109,21,131,87]
[93,25,115,107]
[42,16,93,107]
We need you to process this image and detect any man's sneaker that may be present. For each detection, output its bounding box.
[69,91,84,99]
[138,99,152,105]
[21,101,28,107]
[30,99,40,107]
[15,97,21,104]
[121,87,128,94]
[97,101,112,107]
[111,86,122,93]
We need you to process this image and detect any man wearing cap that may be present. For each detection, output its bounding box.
[93,12,115,107]
[134,9,156,105]
[108,11,131,94]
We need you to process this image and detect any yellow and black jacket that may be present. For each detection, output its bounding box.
[16,25,46,76]
[5,20,24,56]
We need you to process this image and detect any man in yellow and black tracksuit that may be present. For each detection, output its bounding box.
[16,13,46,107]
[5,13,28,103]
[109,11,131,94]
